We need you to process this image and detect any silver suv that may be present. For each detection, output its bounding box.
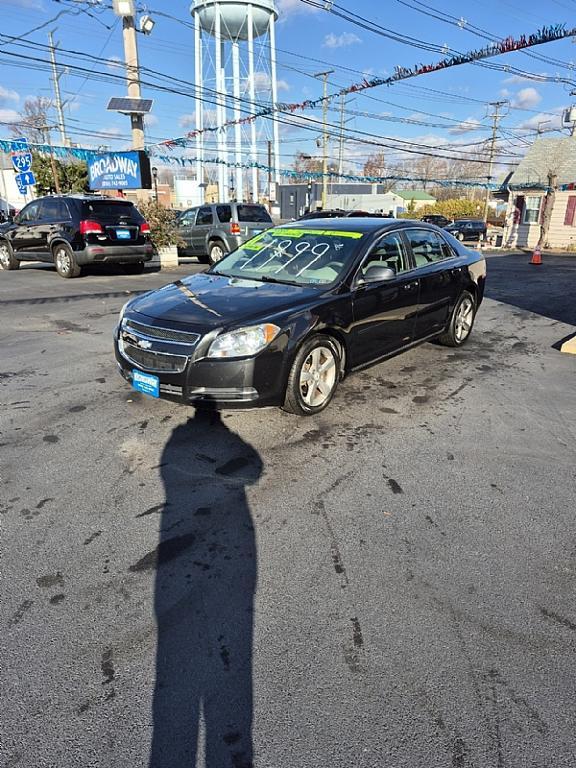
[176,202,273,264]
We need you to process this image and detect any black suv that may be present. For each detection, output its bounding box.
[444,219,486,242]
[0,195,153,278]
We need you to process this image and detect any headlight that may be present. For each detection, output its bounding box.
[207,324,280,358]
[118,300,132,324]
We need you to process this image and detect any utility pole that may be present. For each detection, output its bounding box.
[337,94,355,177]
[41,125,61,194]
[569,90,576,136]
[483,100,508,223]
[267,140,272,213]
[48,31,70,147]
[315,70,334,210]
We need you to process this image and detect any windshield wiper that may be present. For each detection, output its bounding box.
[258,275,300,286]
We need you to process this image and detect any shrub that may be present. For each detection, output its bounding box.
[137,200,184,249]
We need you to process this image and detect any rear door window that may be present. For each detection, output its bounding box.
[19,202,40,223]
[82,201,142,223]
[40,199,65,220]
[236,205,272,223]
[406,229,449,267]
[216,205,232,223]
[196,207,213,225]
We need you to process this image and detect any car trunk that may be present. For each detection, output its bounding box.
[81,201,145,245]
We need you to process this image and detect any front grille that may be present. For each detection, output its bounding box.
[124,318,200,345]
[120,340,188,373]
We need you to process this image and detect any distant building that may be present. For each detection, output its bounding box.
[278,182,436,220]
[500,137,576,249]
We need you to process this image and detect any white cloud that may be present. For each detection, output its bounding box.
[512,87,541,109]
[277,0,317,18]
[515,108,563,132]
[503,73,547,84]
[0,108,20,123]
[144,114,159,126]
[106,56,123,72]
[179,109,218,130]
[0,86,19,103]
[448,117,482,135]
[323,32,361,49]
[100,126,124,138]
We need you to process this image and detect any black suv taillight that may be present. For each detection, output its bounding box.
[79,219,104,235]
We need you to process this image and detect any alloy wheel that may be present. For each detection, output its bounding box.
[454,297,474,342]
[56,248,71,275]
[299,346,337,408]
[210,244,224,262]
[0,244,10,268]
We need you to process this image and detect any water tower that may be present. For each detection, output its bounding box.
[191,0,280,202]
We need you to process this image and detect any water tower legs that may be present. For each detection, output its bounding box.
[232,41,243,201]
[194,13,204,192]
[269,13,280,189]
[247,4,258,201]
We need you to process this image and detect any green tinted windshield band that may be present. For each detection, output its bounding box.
[270,228,363,239]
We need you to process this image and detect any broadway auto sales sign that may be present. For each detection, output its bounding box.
[88,151,147,190]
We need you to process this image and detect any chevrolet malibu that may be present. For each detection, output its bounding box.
[114,219,486,416]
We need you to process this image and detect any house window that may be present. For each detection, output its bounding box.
[522,196,541,224]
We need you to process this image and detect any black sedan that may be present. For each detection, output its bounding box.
[114,219,486,415]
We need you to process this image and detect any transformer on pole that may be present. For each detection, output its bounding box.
[191,0,279,202]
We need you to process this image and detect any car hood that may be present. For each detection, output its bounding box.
[129,272,323,330]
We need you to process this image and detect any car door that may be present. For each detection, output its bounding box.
[177,208,197,253]
[349,230,420,367]
[406,228,464,339]
[32,198,60,261]
[192,206,214,256]
[7,201,41,260]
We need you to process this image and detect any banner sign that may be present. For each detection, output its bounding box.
[87,150,151,190]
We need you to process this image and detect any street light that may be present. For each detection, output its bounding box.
[112,0,135,17]
[152,166,158,202]
[139,15,155,35]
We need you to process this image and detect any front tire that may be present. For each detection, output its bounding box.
[0,240,19,270]
[208,241,227,265]
[438,291,476,347]
[283,335,341,416]
[53,243,81,278]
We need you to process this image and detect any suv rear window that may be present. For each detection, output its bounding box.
[82,201,143,223]
[236,205,272,223]
[217,205,232,223]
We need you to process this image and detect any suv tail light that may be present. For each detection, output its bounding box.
[79,219,103,235]
[230,222,241,235]
[140,222,151,235]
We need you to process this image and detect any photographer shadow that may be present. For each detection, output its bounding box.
[149,402,262,768]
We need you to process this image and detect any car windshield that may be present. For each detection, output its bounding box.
[212,227,365,286]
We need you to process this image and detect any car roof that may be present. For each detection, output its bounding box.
[279,217,437,234]
[35,194,135,203]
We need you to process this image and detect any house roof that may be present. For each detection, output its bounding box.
[506,137,576,189]
[394,189,436,201]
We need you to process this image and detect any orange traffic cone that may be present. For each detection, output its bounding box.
[530,246,542,265]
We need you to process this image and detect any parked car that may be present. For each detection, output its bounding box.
[0,195,153,278]
[297,209,347,221]
[176,202,273,265]
[114,219,486,416]
[444,219,486,242]
[420,214,451,227]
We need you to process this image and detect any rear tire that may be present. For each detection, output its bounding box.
[123,261,145,275]
[437,291,476,347]
[208,241,227,266]
[282,335,341,416]
[53,243,81,279]
[0,240,19,270]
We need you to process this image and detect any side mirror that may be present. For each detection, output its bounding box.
[358,265,396,285]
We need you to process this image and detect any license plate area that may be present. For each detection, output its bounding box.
[116,229,131,239]
[132,369,159,398]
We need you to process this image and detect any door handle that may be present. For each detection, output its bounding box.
[403,281,418,290]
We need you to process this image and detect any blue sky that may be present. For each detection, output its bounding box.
[1,0,575,179]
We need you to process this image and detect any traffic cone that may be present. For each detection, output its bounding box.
[530,246,542,265]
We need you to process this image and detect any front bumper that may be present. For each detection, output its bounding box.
[75,243,153,265]
[113,315,290,408]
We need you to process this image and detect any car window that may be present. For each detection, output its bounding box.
[361,232,409,276]
[216,205,232,223]
[179,209,197,225]
[406,229,453,268]
[40,199,63,220]
[196,206,213,225]
[236,205,272,223]
[82,201,141,222]
[212,226,366,287]
[19,202,40,223]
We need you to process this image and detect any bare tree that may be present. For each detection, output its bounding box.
[10,97,53,144]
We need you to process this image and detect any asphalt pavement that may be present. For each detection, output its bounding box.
[1,255,576,768]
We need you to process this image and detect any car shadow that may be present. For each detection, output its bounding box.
[485,253,576,326]
[147,400,262,768]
